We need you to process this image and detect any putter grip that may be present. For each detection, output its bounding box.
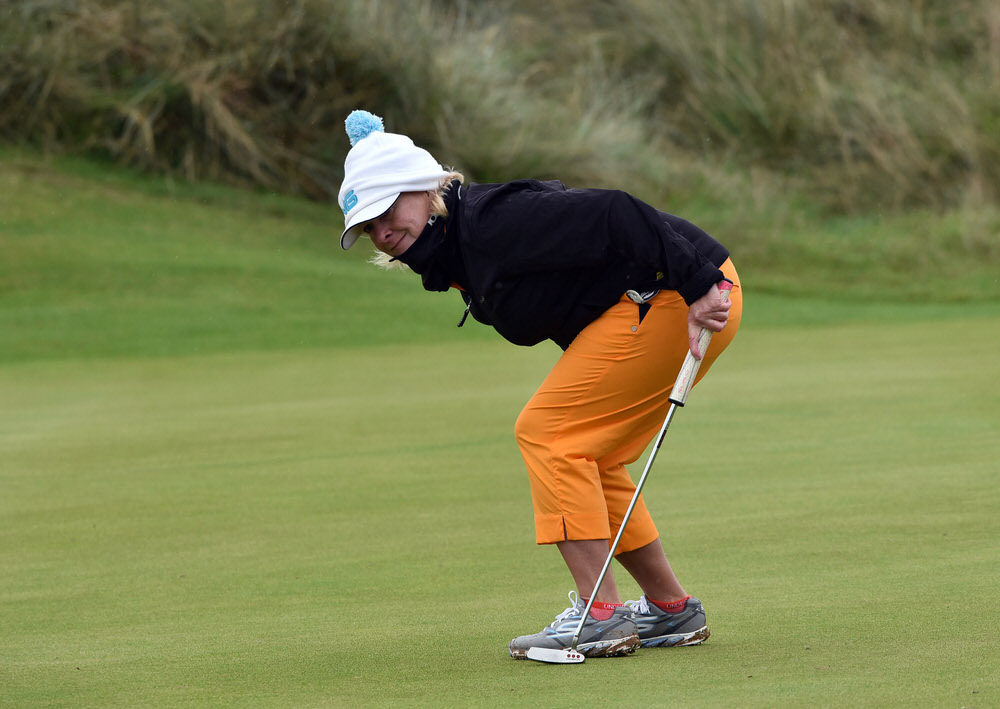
[669,280,733,406]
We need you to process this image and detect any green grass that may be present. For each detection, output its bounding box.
[0,150,495,362]
[3,328,998,707]
[1,154,999,707]
[2,148,998,368]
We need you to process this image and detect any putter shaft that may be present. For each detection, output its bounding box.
[562,280,731,656]
[570,401,680,650]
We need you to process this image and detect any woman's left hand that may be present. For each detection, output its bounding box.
[687,282,732,359]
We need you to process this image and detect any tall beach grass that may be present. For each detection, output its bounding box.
[2,0,997,208]
[1,0,997,299]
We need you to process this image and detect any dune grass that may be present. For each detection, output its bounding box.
[1,153,999,706]
[2,0,999,214]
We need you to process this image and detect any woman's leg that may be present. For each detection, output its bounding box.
[557,539,622,602]
[615,538,687,601]
[556,536,687,604]
[554,537,686,602]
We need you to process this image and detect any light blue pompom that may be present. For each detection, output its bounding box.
[345,110,384,146]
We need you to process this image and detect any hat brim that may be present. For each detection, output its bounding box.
[340,193,398,250]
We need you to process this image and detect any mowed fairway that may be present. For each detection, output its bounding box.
[2,156,999,707]
[3,320,998,707]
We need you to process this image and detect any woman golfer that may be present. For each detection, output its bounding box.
[338,111,742,658]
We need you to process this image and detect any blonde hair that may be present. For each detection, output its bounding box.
[369,171,465,270]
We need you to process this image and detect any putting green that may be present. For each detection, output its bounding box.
[2,316,997,707]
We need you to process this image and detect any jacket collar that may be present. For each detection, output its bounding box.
[395,180,464,292]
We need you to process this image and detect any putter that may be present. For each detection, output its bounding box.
[526,281,732,665]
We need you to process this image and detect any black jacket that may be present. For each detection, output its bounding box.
[398,179,729,350]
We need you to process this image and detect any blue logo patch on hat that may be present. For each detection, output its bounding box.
[342,189,358,215]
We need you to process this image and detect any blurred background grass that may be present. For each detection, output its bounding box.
[1,0,998,304]
[2,148,997,364]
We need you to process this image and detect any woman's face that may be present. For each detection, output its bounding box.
[362,191,432,257]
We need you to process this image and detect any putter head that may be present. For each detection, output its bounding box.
[525,646,585,664]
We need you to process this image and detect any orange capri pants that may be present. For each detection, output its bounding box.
[514,259,742,551]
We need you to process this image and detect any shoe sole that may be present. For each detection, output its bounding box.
[510,633,640,660]
[639,625,710,648]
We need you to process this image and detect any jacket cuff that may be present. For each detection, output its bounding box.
[678,263,725,305]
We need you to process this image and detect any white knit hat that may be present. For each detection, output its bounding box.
[338,111,450,250]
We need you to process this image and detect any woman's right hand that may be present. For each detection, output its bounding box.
[686,282,732,359]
